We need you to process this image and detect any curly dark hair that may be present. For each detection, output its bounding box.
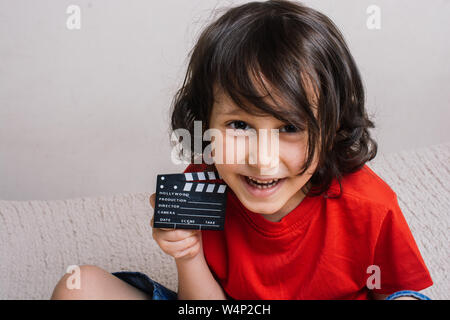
[169,0,377,198]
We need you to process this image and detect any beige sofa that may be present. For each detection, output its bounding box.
[1,142,449,299]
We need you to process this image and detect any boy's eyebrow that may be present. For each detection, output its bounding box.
[219,108,244,116]
[217,105,277,119]
[214,102,245,116]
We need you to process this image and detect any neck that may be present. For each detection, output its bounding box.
[261,181,311,222]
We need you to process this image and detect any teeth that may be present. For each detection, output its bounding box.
[245,176,281,189]
[248,176,279,184]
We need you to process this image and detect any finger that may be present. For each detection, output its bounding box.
[152,224,175,231]
[162,234,199,253]
[157,229,199,242]
[175,240,201,259]
[149,193,156,208]
[155,228,198,243]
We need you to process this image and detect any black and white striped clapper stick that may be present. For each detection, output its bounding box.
[153,171,228,230]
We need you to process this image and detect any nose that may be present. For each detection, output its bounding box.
[247,129,280,176]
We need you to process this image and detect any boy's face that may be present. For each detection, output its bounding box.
[208,87,319,222]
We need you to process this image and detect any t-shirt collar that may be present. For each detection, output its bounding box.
[229,188,322,237]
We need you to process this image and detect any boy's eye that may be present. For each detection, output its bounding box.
[228,120,250,130]
[227,121,301,133]
[280,124,299,133]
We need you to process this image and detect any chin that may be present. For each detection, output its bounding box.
[240,198,281,215]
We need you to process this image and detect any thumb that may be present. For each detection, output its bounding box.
[149,193,156,209]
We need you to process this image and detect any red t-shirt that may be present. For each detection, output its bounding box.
[183,163,433,299]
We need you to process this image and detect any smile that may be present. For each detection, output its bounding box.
[246,176,281,188]
[240,174,286,197]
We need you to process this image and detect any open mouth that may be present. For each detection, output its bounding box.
[245,176,282,188]
[240,174,287,197]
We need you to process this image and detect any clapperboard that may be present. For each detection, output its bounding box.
[153,171,228,230]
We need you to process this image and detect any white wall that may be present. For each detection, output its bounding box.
[0,0,449,201]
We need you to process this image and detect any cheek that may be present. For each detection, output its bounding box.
[223,134,237,164]
[280,132,319,175]
[209,130,228,163]
[214,163,241,188]
[280,141,309,172]
[212,131,248,165]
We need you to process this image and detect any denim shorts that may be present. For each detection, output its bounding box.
[112,271,177,300]
[112,271,431,300]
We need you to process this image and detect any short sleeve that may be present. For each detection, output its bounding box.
[372,193,433,294]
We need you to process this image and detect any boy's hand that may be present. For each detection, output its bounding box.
[149,193,202,261]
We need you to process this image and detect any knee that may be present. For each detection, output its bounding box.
[50,264,109,300]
